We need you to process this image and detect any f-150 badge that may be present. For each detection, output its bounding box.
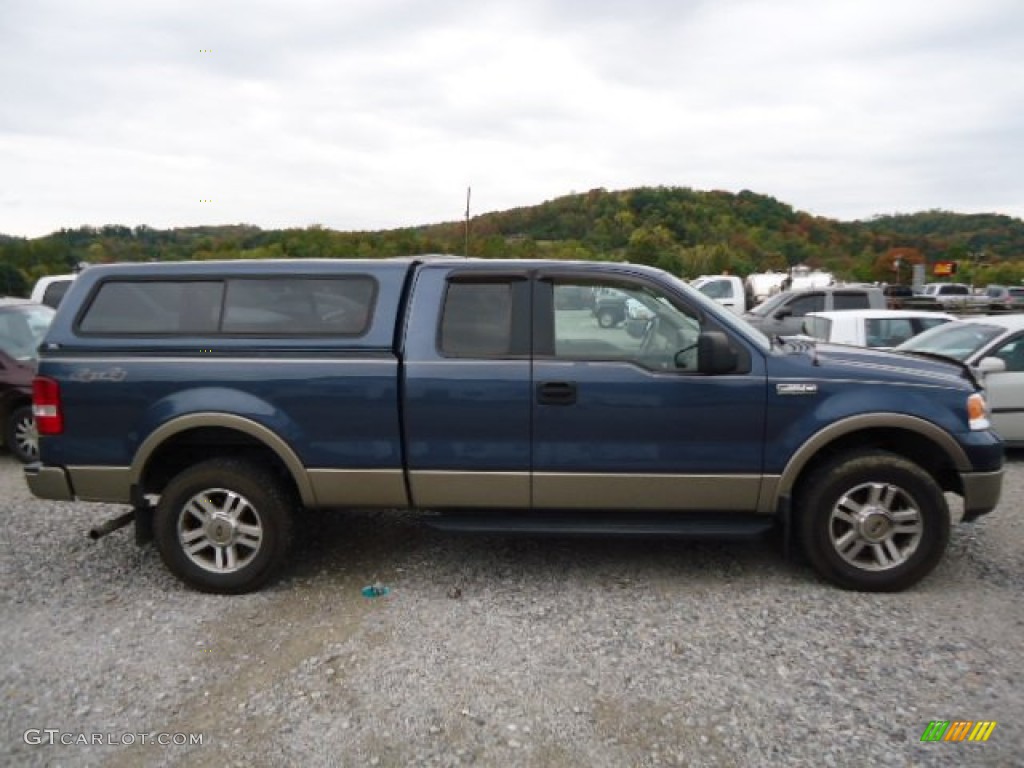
[777,383,818,395]
[70,367,127,383]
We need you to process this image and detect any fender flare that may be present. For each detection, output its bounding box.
[129,412,316,507]
[772,412,970,502]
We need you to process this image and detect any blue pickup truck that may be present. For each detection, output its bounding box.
[25,258,1003,594]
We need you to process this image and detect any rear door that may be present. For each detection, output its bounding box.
[401,266,534,507]
[530,270,767,511]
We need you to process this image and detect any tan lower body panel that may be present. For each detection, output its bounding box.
[408,471,530,508]
[67,466,133,504]
[533,473,763,511]
[308,469,409,508]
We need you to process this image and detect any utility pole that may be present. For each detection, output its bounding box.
[464,187,471,258]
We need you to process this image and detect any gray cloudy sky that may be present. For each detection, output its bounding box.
[2,0,1022,238]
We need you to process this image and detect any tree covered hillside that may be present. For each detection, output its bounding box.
[2,187,1022,297]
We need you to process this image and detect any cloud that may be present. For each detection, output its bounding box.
[1,0,1022,237]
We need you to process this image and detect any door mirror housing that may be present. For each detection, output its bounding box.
[976,356,1007,376]
[697,331,739,374]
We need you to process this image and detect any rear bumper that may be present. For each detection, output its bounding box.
[960,468,1004,522]
[25,463,133,503]
[24,463,74,501]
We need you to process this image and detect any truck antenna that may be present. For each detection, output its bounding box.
[464,186,471,258]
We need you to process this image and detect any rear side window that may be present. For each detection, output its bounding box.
[833,292,870,310]
[221,278,375,335]
[440,282,513,357]
[79,281,224,334]
[698,280,732,300]
[78,277,376,336]
[42,280,73,309]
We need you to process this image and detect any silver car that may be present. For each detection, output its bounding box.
[896,314,1024,446]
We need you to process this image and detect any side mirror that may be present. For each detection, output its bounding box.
[976,357,1007,375]
[774,308,793,320]
[696,331,739,374]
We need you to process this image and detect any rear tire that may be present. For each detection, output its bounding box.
[797,451,949,592]
[154,458,294,594]
[6,405,38,464]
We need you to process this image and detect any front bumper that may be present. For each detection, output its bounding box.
[960,468,1004,522]
[24,463,74,501]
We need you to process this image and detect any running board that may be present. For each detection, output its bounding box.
[422,511,776,539]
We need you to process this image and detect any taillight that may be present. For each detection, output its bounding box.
[32,376,64,435]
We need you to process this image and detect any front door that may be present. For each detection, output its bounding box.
[530,271,767,511]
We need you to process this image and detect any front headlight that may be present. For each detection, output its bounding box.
[967,393,990,431]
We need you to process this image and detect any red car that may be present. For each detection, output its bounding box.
[0,299,55,462]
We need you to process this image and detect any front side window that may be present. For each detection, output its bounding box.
[803,315,832,341]
[993,336,1024,372]
[551,279,702,372]
[865,318,915,348]
[786,294,825,317]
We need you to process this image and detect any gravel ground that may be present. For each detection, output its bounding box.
[2,452,1022,767]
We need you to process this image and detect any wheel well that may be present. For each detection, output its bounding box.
[1,392,31,420]
[139,427,301,502]
[0,394,32,446]
[791,427,962,502]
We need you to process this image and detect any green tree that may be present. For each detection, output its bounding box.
[0,263,28,296]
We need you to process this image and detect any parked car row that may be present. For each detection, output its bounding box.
[985,284,1024,312]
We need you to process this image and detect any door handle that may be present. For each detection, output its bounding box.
[537,381,577,405]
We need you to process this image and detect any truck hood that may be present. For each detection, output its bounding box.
[775,339,978,390]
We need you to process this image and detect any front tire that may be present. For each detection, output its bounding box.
[6,405,39,464]
[154,458,294,594]
[797,451,949,592]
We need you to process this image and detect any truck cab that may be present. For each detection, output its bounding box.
[691,275,747,314]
